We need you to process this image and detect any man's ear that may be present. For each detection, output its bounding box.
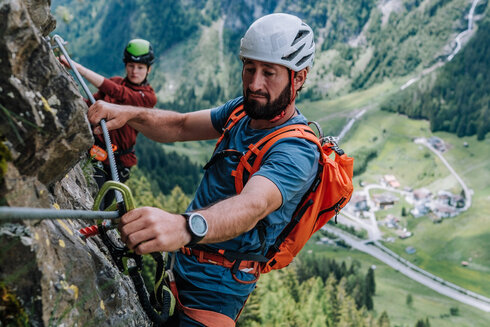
[148,66,152,74]
[294,68,308,89]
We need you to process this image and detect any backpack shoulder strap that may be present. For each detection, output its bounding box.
[232,124,325,193]
[214,104,246,150]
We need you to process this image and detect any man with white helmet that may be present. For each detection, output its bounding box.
[88,13,317,326]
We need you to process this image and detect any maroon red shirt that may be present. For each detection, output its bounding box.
[90,77,157,167]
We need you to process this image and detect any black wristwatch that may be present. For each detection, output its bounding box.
[182,212,208,247]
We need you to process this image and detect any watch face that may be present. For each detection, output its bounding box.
[189,214,208,237]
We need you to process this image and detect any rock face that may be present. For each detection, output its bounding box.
[0,0,151,325]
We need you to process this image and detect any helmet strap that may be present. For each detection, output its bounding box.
[269,69,296,123]
[289,69,296,105]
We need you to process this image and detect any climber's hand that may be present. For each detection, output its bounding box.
[118,207,191,254]
[57,55,71,69]
[88,100,130,134]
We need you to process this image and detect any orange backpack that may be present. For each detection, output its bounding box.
[184,105,354,280]
[220,105,354,272]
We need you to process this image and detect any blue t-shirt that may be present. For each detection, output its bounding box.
[173,97,319,317]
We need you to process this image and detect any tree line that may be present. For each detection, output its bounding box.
[237,251,434,327]
[135,134,202,196]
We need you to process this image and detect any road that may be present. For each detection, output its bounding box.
[400,0,481,89]
[325,226,490,312]
[447,0,481,61]
[337,107,368,142]
[414,137,472,210]
[334,137,481,310]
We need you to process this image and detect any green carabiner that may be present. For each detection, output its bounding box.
[93,181,135,214]
[92,181,139,275]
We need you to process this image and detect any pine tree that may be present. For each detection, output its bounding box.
[337,290,365,327]
[366,267,376,296]
[406,293,413,307]
[324,274,340,327]
[163,186,190,213]
[415,318,429,327]
[377,311,390,327]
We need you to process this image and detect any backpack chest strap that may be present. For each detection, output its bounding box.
[232,125,322,193]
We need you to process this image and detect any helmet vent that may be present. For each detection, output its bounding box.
[281,43,305,62]
[296,53,313,68]
[291,30,310,46]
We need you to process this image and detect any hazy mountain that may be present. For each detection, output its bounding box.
[51,0,481,104]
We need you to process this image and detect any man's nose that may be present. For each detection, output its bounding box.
[248,72,265,92]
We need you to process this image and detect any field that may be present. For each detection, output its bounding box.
[299,245,490,327]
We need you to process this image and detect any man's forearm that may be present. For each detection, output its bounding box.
[88,101,220,143]
[197,196,268,243]
[196,176,283,244]
[127,107,188,142]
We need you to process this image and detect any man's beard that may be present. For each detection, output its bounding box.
[243,83,291,121]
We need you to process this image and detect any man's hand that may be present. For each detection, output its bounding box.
[118,207,191,254]
[58,55,71,69]
[88,100,131,134]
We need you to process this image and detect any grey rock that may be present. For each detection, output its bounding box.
[0,1,154,325]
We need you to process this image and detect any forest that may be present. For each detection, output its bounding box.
[381,14,489,140]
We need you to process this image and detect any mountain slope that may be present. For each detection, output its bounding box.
[51,0,477,102]
[381,8,489,140]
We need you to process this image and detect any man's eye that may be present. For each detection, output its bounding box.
[264,71,274,76]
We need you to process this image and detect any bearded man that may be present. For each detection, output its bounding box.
[88,13,318,327]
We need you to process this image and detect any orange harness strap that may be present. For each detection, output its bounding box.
[167,270,236,327]
[181,247,261,284]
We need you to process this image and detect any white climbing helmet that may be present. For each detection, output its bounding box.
[240,13,315,72]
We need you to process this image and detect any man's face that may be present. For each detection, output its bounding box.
[242,59,291,120]
[125,62,150,85]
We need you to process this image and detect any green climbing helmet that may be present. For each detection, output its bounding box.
[123,39,155,66]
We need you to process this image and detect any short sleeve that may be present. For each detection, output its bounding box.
[254,137,319,208]
[210,97,244,132]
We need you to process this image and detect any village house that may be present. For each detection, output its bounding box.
[436,190,452,205]
[432,203,459,219]
[428,136,447,152]
[411,203,430,218]
[435,190,465,209]
[383,214,400,229]
[383,174,401,188]
[413,188,432,202]
[397,229,412,239]
[346,192,369,212]
[372,193,399,209]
